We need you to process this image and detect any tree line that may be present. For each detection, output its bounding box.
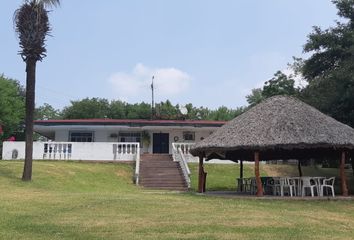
[59,98,245,121]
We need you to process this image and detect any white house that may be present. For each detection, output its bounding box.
[2,119,225,161]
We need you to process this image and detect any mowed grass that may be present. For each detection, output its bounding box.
[1,161,354,240]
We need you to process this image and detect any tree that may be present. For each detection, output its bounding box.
[109,100,126,119]
[246,71,299,107]
[125,102,151,119]
[262,71,297,98]
[207,106,245,121]
[14,0,60,181]
[0,75,25,157]
[246,88,264,107]
[185,103,209,120]
[62,98,110,119]
[155,100,179,119]
[35,103,61,120]
[300,0,354,127]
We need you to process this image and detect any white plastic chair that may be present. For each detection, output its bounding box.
[313,177,325,195]
[320,177,335,197]
[281,177,296,197]
[301,177,317,197]
[290,177,301,196]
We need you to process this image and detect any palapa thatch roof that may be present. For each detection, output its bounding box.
[190,95,354,161]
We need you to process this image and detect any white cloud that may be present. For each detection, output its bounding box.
[108,63,192,102]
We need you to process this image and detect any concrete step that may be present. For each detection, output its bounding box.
[141,183,187,187]
[139,154,187,191]
[140,181,186,185]
[142,186,188,191]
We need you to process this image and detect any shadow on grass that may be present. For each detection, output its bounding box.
[2,213,98,240]
[0,161,24,182]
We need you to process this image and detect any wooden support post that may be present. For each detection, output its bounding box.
[351,152,354,177]
[203,171,207,192]
[254,151,263,197]
[198,155,204,193]
[340,151,349,197]
[297,159,303,177]
[240,160,244,192]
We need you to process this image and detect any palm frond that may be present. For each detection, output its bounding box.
[14,1,50,61]
[27,0,60,9]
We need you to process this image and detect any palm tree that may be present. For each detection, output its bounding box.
[14,0,60,181]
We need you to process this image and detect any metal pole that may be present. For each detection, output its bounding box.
[151,76,155,119]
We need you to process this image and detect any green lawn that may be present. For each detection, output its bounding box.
[1,160,354,240]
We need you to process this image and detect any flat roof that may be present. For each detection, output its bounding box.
[34,119,226,128]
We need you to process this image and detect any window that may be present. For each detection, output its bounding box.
[70,132,94,142]
[119,132,142,146]
[183,131,195,141]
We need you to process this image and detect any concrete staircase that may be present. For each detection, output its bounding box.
[139,154,188,191]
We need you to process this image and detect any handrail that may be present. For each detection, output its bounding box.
[172,143,192,188]
[172,142,195,155]
[178,147,191,188]
[135,143,140,185]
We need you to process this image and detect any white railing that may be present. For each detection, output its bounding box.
[112,142,140,160]
[2,141,140,162]
[172,143,195,188]
[134,144,140,185]
[172,143,198,162]
[43,142,72,160]
[172,143,194,155]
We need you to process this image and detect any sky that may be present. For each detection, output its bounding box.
[0,0,339,111]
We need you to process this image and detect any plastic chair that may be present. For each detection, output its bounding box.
[267,177,281,196]
[281,177,296,197]
[320,177,335,197]
[301,177,317,197]
[250,178,257,195]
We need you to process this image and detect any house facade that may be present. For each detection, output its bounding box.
[2,119,225,161]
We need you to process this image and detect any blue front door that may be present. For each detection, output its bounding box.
[153,133,169,154]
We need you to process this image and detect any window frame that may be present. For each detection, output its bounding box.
[118,132,142,147]
[69,131,94,142]
[183,131,195,141]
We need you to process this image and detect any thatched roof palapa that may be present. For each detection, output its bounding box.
[190,96,354,161]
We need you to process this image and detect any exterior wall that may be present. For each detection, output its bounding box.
[148,129,212,154]
[95,129,110,142]
[3,142,26,159]
[2,141,138,161]
[50,128,214,155]
[55,129,68,141]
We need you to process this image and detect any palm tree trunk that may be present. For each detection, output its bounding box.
[22,59,36,181]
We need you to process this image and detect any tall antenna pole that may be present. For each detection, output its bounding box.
[151,75,155,119]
